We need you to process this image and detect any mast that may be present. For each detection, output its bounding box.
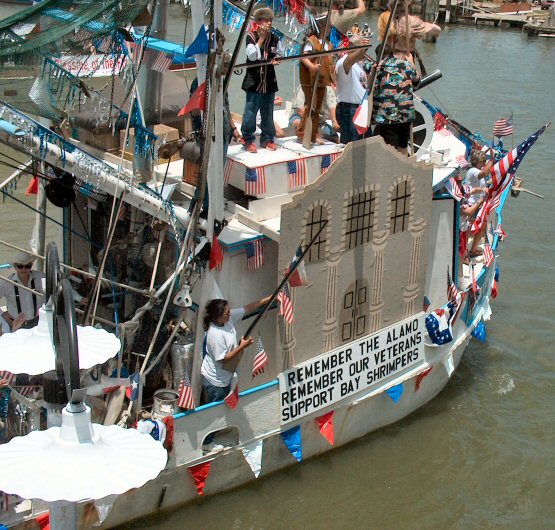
[135,0,170,182]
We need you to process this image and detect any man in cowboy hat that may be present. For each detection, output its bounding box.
[0,250,44,331]
[240,7,280,153]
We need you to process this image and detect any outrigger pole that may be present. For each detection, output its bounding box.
[222,219,329,373]
[232,43,373,71]
[245,219,329,337]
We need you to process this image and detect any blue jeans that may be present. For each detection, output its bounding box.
[202,376,230,404]
[337,102,362,145]
[241,91,275,145]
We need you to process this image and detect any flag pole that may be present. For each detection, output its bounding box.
[244,219,329,338]
[222,219,328,373]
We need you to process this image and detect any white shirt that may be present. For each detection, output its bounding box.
[0,270,45,321]
[335,56,367,104]
[464,167,487,202]
[201,307,245,387]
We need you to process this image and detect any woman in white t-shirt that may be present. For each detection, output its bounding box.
[201,296,271,403]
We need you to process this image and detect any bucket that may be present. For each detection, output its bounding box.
[153,389,179,417]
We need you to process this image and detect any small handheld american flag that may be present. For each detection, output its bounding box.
[178,369,195,410]
[277,282,294,324]
[245,239,264,271]
[252,336,268,378]
[447,268,458,303]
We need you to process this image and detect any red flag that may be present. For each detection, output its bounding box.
[458,230,468,257]
[224,382,239,409]
[36,513,50,530]
[178,81,207,117]
[26,175,39,196]
[209,234,224,271]
[316,411,334,445]
[415,367,433,391]
[491,279,498,299]
[188,462,211,496]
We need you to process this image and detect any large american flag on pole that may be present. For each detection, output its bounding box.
[245,167,266,195]
[177,369,195,410]
[252,336,268,378]
[472,123,549,234]
[287,159,307,189]
[277,281,294,324]
[245,239,264,271]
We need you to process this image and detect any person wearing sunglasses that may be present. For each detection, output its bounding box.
[0,250,45,331]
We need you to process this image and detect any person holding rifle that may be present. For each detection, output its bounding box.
[296,14,336,145]
[201,296,271,403]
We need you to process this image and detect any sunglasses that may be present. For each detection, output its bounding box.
[15,263,33,270]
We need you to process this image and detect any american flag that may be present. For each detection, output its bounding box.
[245,239,264,271]
[321,152,340,174]
[483,243,494,267]
[492,115,514,137]
[472,124,548,234]
[445,177,463,201]
[494,225,507,241]
[151,52,173,73]
[456,155,470,169]
[277,281,294,324]
[252,336,268,378]
[447,268,458,303]
[223,159,234,186]
[0,371,16,385]
[287,159,307,189]
[177,369,195,410]
[13,386,40,398]
[245,167,266,195]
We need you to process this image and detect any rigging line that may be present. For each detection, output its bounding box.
[0,188,101,248]
[427,86,454,121]
[0,156,108,198]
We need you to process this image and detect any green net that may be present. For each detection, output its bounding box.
[0,0,150,126]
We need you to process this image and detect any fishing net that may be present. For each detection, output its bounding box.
[0,0,150,129]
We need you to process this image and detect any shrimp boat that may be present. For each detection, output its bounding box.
[0,0,546,528]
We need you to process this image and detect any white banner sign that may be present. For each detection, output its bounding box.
[53,55,126,77]
[278,313,426,424]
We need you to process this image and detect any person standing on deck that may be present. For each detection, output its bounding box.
[335,35,370,144]
[377,0,441,71]
[296,15,336,145]
[330,0,367,36]
[201,296,272,403]
[241,8,279,154]
[0,251,44,331]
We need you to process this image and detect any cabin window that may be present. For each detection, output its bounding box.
[345,191,375,250]
[305,205,328,263]
[390,180,411,234]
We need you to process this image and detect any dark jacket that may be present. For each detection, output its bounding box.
[241,31,279,94]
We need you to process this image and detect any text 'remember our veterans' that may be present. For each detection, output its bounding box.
[241,8,280,154]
